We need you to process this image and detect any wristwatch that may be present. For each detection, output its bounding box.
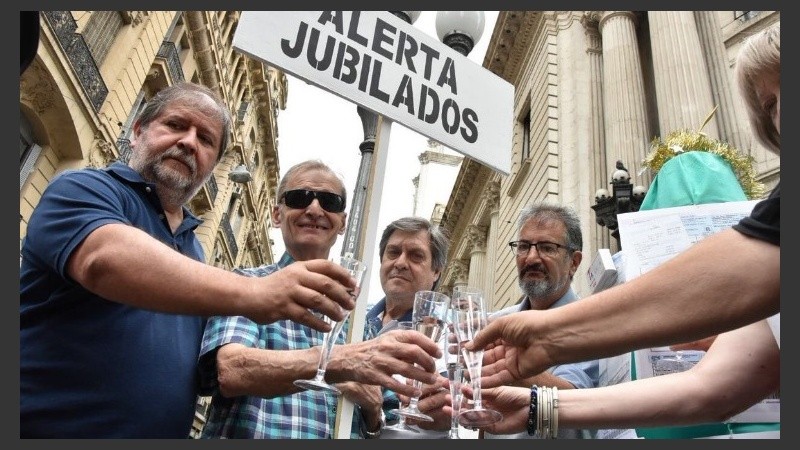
[361,409,386,439]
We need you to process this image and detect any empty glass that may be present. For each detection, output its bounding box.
[293,254,367,394]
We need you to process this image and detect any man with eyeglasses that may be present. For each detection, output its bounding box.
[197,160,443,439]
[483,202,599,440]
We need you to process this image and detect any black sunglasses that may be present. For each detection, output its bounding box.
[281,189,346,213]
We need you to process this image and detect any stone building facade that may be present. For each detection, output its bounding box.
[19,11,287,436]
[436,11,780,311]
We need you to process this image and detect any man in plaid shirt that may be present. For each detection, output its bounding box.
[198,161,442,438]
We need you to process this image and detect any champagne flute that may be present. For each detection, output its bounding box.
[445,314,465,439]
[452,286,503,428]
[395,290,450,422]
[384,321,422,434]
[293,253,367,394]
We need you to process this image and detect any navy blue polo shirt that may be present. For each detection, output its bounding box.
[20,162,206,437]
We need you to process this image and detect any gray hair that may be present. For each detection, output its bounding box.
[134,82,232,162]
[517,202,582,252]
[379,216,449,274]
[735,23,780,154]
[276,160,347,205]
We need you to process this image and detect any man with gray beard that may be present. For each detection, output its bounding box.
[20,82,357,437]
[483,203,598,439]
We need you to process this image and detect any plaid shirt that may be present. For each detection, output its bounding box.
[198,253,364,438]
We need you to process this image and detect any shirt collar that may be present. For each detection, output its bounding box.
[519,287,578,311]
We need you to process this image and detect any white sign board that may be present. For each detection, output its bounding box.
[234,11,513,174]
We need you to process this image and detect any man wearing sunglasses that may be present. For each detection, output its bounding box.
[483,202,599,440]
[198,160,443,439]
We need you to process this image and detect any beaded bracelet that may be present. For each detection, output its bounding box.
[527,385,538,436]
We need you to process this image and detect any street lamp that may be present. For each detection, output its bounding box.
[228,163,251,184]
[435,11,486,56]
[389,10,420,24]
[591,160,647,248]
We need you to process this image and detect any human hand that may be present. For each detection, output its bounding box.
[461,384,529,435]
[327,329,442,398]
[398,375,451,431]
[249,259,357,331]
[464,311,551,381]
[338,382,383,414]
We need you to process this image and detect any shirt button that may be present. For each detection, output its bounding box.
[145,186,152,193]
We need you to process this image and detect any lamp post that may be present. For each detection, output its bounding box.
[228,163,251,184]
[591,160,647,248]
[435,11,486,56]
[341,11,421,260]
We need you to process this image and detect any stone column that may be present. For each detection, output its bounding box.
[694,11,747,150]
[466,224,488,293]
[482,180,501,306]
[648,11,719,138]
[583,12,612,252]
[598,11,651,180]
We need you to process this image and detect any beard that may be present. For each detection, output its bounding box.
[129,146,209,208]
[517,265,568,301]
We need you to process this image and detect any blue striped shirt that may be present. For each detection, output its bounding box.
[198,253,364,438]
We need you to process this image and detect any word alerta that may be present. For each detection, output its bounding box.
[281,11,479,144]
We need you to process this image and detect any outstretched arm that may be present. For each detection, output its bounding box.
[468,229,779,377]
[68,223,356,330]
[213,329,442,400]
[474,320,779,433]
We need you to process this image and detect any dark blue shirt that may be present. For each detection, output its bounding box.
[20,162,206,438]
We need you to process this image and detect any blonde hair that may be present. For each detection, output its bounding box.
[735,23,780,154]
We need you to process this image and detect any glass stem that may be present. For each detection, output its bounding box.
[470,365,483,408]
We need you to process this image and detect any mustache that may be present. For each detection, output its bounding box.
[160,148,197,174]
[520,264,548,277]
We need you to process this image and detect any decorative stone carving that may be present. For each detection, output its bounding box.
[449,259,469,285]
[466,225,488,253]
[89,134,115,168]
[20,63,56,114]
[482,180,500,209]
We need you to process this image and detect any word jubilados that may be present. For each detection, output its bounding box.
[281,11,480,144]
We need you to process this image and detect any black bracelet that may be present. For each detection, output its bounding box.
[527,385,538,436]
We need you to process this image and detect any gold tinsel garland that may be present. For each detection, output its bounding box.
[642,130,766,200]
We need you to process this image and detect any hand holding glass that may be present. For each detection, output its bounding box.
[395,290,450,422]
[383,321,422,434]
[452,286,502,427]
[293,254,367,394]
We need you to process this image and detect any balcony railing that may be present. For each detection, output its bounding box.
[116,137,132,163]
[42,11,109,112]
[156,41,185,82]
[220,212,239,260]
